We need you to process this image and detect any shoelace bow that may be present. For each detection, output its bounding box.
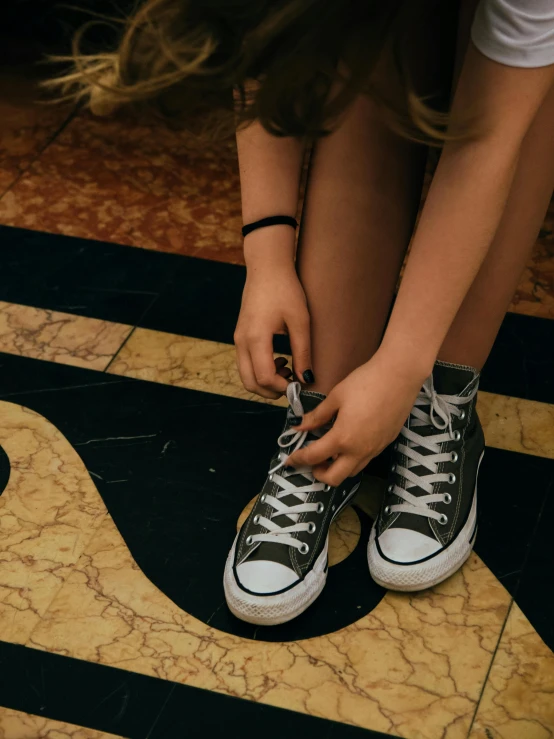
[387,375,479,524]
[248,383,331,553]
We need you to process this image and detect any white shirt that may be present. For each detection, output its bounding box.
[472,0,554,67]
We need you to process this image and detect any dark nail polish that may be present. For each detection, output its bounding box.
[303,369,315,384]
[290,415,302,426]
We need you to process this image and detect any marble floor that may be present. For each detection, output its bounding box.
[0,78,552,739]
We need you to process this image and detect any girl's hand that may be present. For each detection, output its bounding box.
[287,349,429,485]
[234,259,313,399]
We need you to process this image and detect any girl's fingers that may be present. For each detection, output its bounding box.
[350,457,372,477]
[287,430,339,468]
[250,337,289,394]
[298,394,340,431]
[312,455,356,488]
[236,346,280,400]
[275,356,292,380]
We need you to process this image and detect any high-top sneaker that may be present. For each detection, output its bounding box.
[368,360,485,592]
[224,382,361,625]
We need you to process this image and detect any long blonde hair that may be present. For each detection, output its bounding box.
[47,0,452,143]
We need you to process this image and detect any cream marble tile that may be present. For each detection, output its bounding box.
[0,707,125,739]
[28,510,510,739]
[0,402,107,644]
[0,302,132,371]
[470,603,554,739]
[109,330,554,460]
[477,392,554,460]
[107,328,287,406]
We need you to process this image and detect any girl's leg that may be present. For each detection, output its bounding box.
[296,97,426,395]
[438,81,554,369]
[295,5,457,396]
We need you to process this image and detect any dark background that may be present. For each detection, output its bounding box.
[1,1,134,65]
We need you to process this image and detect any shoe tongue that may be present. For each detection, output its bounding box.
[281,390,326,490]
[299,389,325,412]
[433,361,478,397]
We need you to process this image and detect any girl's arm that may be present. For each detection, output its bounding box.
[381,44,554,377]
[237,120,303,270]
[289,45,554,484]
[234,121,313,398]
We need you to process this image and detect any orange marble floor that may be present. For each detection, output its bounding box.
[0,108,244,263]
[0,69,75,196]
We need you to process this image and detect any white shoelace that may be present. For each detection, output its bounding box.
[248,383,330,553]
[387,375,479,524]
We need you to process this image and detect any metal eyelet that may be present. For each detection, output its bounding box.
[253,515,260,525]
[307,522,316,534]
[453,430,461,442]
[387,484,393,493]
[260,494,266,503]
[246,535,254,545]
[451,452,458,463]
[443,493,452,504]
[448,473,456,484]
[316,502,325,514]
[299,543,309,555]
[439,514,448,525]
[460,410,466,421]
[324,484,331,492]
[268,474,274,481]
[384,505,392,515]
[391,464,396,472]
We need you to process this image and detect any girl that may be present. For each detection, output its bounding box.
[60,0,554,626]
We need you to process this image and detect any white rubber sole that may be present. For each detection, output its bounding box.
[224,537,329,625]
[224,482,360,626]
[368,453,483,592]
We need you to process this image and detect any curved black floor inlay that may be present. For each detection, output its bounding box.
[0,352,552,650]
[0,353,385,641]
[0,444,10,497]
[70,387,384,641]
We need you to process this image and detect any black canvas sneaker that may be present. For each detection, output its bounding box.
[368,360,485,591]
[224,382,361,625]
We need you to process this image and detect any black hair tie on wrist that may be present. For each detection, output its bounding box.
[242,215,298,238]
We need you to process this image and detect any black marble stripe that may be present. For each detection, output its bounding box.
[0,224,552,402]
[0,641,395,739]
[0,224,244,345]
[480,313,554,405]
[476,447,554,603]
[509,468,554,651]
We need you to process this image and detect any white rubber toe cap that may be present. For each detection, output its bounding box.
[236,560,300,593]
[377,527,442,563]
